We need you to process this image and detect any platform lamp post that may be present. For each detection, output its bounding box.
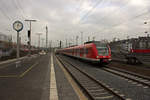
[13,21,23,59]
[36,33,42,48]
[25,19,36,56]
[76,36,79,45]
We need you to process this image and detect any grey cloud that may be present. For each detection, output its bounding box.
[0,0,150,46]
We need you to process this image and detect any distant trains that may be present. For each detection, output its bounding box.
[56,41,111,64]
[110,36,150,65]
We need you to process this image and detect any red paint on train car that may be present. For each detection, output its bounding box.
[131,49,150,53]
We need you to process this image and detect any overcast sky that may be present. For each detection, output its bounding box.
[0,0,150,47]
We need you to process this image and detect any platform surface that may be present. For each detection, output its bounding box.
[0,53,80,100]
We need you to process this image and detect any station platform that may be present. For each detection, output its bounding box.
[0,53,83,100]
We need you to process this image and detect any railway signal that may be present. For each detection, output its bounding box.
[28,30,31,38]
[25,19,37,56]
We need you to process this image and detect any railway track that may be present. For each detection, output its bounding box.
[56,55,130,100]
[103,66,150,88]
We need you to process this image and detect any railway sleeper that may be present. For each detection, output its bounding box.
[82,84,100,87]
[88,89,105,93]
[126,56,142,65]
[94,95,115,100]
[87,87,102,90]
[91,92,112,97]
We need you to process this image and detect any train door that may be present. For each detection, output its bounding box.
[80,48,83,57]
[89,47,93,58]
[77,48,80,57]
[86,48,89,58]
[125,41,132,52]
[75,49,77,56]
[83,47,86,58]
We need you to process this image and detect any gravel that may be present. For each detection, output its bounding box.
[109,62,150,77]
[59,55,150,100]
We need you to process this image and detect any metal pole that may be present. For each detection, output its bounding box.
[29,21,31,56]
[39,34,41,48]
[66,39,67,47]
[36,33,42,52]
[76,36,78,45]
[41,38,44,48]
[88,36,90,41]
[17,31,20,58]
[93,36,95,41]
[46,26,48,50]
[36,33,42,48]
[81,32,83,44]
[59,41,61,48]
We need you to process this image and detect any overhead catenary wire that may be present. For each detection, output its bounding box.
[75,0,121,42]
[92,0,130,24]
[13,0,29,29]
[0,0,30,44]
[78,0,150,40]
[80,0,104,21]
[94,10,150,35]
[0,0,12,21]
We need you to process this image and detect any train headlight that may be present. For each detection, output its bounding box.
[96,56,99,58]
[108,59,112,61]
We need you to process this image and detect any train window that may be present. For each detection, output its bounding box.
[95,42,107,47]
[148,42,150,48]
[83,47,86,54]
[74,49,76,54]
[139,41,146,49]
[133,41,140,49]
[80,48,83,54]
[77,49,80,55]
[70,49,72,53]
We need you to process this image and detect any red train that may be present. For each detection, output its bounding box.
[56,41,111,64]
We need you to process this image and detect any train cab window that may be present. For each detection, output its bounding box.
[148,42,150,48]
[95,42,109,55]
[139,41,146,49]
[96,47,109,55]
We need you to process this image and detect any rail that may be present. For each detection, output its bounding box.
[103,66,150,88]
[56,55,127,100]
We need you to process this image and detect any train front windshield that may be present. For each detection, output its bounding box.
[95,42,109,56]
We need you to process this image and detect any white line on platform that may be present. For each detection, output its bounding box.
[50,53,58,100]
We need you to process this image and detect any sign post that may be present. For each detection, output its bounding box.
[13,20,23,59]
